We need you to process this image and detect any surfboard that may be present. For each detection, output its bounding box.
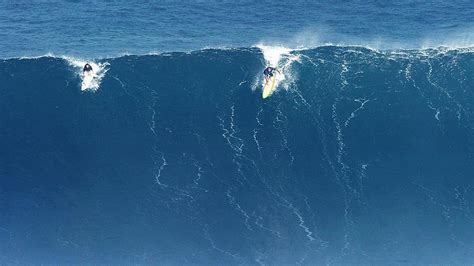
[262,74,277,99]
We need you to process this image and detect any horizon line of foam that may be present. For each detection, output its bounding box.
[4,43,473,61]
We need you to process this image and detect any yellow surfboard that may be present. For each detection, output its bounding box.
[262,74,277,99]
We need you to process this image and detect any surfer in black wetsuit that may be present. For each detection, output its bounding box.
[83,63,93,74]
[263,66,279,82]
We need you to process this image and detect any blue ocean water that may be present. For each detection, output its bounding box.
[1,1,474,265]
[1,0,473,58]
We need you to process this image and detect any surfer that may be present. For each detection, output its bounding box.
[83,63,93,75]
[263,66,279,82]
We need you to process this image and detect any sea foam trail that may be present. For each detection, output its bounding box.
[64,57,109,91]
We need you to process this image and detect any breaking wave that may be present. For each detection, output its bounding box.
[1,45,474,264]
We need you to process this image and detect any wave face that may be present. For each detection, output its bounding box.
[1,47,474,264]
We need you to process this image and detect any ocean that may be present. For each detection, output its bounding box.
[1,1,474,265]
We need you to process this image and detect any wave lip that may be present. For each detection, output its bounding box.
[4,42,474,62]
[3,44,473,94]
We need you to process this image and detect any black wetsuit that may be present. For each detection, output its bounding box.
[264,67,276,77]
[83,64,93,72]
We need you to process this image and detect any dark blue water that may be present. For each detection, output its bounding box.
[2,47,474,264]
[1,1,474,265]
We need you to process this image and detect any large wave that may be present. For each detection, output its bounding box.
[1,46,474,264]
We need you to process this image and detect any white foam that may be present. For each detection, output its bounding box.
[64,56,109,92]
[256,45,301,97]
[257,45,291,67]
[19,53,55,60]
